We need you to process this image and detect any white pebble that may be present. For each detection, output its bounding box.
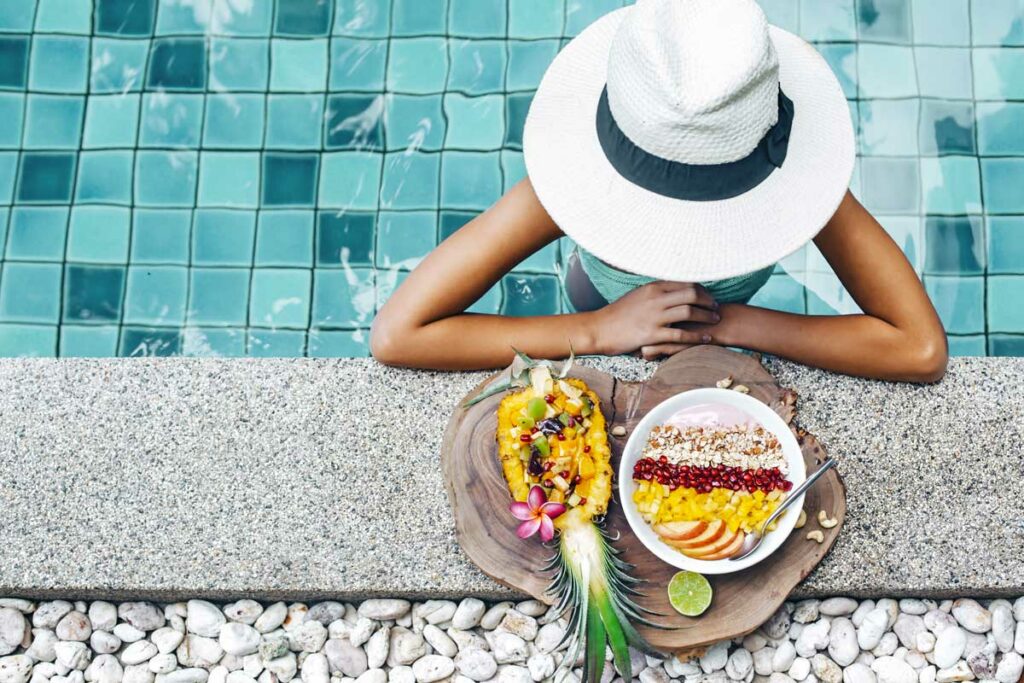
[120,642,157,666]
[480,604,513,632]
[282,605,308,632]
[810,655,841,683]
[387,667,414,683]
[875,601,900,630]
[324,638,367,679]
[55,642,91,671]
[359,603,411,623]
[187,602,226,639]
[934,661,972,683]
[56,613,92,642]
[796,621,830,658]
[514,602,546,619]
[208,667,227,683]
[871,657,916,683]
[117,605,163,634]
[899,602,927,617]
[853,602,877,629]
[122,666,152,683]
[28,629,59,662]
[177,634,224,668]
[700,642,729,673]
[220,624,260,657]
[147,655,176,675]
[992,604,1014,653]
[224,603,263,627]
[829,618,859,666]
[996,651,1024,683]
[365,627,389,670]
[113,625,145,644]
[726,650,753,681]
[34,604,74,631]
[164,669,209,683]
[266,653,298,683]
[411,656,454,683]
[254,605,287,635]
[918,666,935,683]
[226,674,255,683]
[753,648,775,675]
[951,600,991,634]
[88,605,117,633]
[872,634,899,658]
[0,655,34,683]
[491,633,528,665]
[451,601,485,632]
[85,654,123,683]
[355,670,387,683]
[916,633,936,654]
[773,643,797,673]
[1015,622,1024,654]
[422,626,456,659]
[843,663,876,683]
[820,600,858,617]
[789,658,810,681]
[301,653,329,683]
[497,612,537,642]
[933,628,967,669]
[454,649,496,682]
[151,629,183,656]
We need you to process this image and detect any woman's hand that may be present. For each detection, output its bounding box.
[591,281,721,360]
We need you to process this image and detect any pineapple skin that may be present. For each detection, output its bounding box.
[496,378,614,524]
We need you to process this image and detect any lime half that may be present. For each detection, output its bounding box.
[668,571,713,617]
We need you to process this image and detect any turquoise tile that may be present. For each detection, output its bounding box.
[312,268,376,327]
[971,0,1024,46]
[516,242,559,274]
[249,268,312,329]
[0,209,7,255]
[924,216,984,275]
[947,335,985,356]
[139,93,204,148]
[973,48,1024,100]
[29,36,88,93]
[0,36,29,89]
[507,41,560,92]
[262,153,320,207]
[989,335,1024,356]
[379,152,440,210]
[800,0,857,41]
[156,0,213,34]
[987,217,1024,274]
[439,210,477,240]
[96,0,156,35]
[924,275,984,334]
[24,95,84,150]
[374,269,407,308]
[203,94,265,149]
[815,44,858,100]
[192,209,256,266]
[17,152,76,203]
[134,151,199,207]
[75,151,134,205]
[859,157,920,214]
[147,38,206,90]
[976,102,1024,155]
[180,327,246,356]
[501,150,526,192]
[271,39,327,91]
[59,326,120,357]
[90,39,150,93]
[501,274,561,316]
[565,0,622,36]
[0,325,57,357]
[858,99,918,156]
[444,94,503,149]
[920,156,981,214]
[247,329,307,357]
[876,215,923,269]
[333,0,390,36]
[856,0,911,43]
[307,329,370,357]
[0,264,62,323]
[5,207,68,261]
[387,38,449,94]
[758,0,799,33]
[317,211,375,266]
[325,94,384,150]
[63,265,125,322]
[214,1,272,35]
[0,94,23,148]
[83,94,141,149]
[385,94,446,151]
[0,3,36,30]
[131,209,192,265]
[187,268,250,326]
[0,152,16,204]
[120,327,182,356]
[255,211,315,267]
[911,0,969,45]
[858,45,916,98]
[276,0,333,36]
[318,152,382,209]
[198,152,260,208]
[448,40,505,94]
[918,100,975,155]
[748,273,807,315]
[988,276,1024,332]
[393,0,446,35]
[441,152,502,210]
[209,38,269,90]
[449,0,506,37]
[267,95,326,150]
[505,93,532,149]
[67,207,131,264]
[123,266,189,325]
[914,48,972,100]
[468,282,502,314]
[329,38,387,91]
[509,0,564,38]
[981,159,1024,213]
[376,211,436,269]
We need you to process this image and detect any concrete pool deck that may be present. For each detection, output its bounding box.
[0,355,1021,601]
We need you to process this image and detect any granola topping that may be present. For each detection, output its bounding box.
[641,422,787,474]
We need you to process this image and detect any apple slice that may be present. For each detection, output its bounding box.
[667,519,725,549]
[698,530,746,560]
[682,527,739,558]
[653,520,707,541]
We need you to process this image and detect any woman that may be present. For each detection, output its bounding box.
[371,0,947,383]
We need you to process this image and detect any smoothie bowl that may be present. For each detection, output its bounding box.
[619,387,806,574]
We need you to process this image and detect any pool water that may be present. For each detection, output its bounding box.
[0,0,1022,357]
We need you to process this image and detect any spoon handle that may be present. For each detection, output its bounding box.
[760,458,838,532]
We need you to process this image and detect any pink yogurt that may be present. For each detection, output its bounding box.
[663,402,759,431]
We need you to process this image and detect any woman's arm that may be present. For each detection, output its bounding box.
[707,191,948,382]
[370,179,721,369]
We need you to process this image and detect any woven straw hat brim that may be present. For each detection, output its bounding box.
[523,8,856,282]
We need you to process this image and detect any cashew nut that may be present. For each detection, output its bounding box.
[806,530,824,543]
[611,425,627,437]
[716,376,733,389]
[795,509,807,529]
[817,510,838,529]
[733,384,750,394]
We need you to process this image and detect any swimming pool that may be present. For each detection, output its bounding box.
[0,0,1021,357]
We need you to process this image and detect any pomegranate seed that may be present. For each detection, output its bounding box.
[557,433,566,441]
[579,497,587,505]
[545,394,555,404]
[519,434,531,442]
[583,445,591,453]
[543,461,554,471]
[560,470,569,479]
[542,479,553,488]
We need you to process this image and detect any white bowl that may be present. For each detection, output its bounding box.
[618,387,806,574]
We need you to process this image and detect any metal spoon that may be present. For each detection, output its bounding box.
[729,457,838,561]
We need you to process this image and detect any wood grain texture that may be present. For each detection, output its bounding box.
[442,346,846,653]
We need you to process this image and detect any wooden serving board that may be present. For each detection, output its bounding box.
[442,346,846,654]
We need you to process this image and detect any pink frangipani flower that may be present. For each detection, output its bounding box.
[510,485,566,542]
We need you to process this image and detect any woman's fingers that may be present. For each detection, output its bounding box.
[639,343,693,361]
[655,282,718,310]
[655,326,713,345]
[660,303,721,326]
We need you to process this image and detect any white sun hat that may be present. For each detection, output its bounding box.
[523,0,855,282]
